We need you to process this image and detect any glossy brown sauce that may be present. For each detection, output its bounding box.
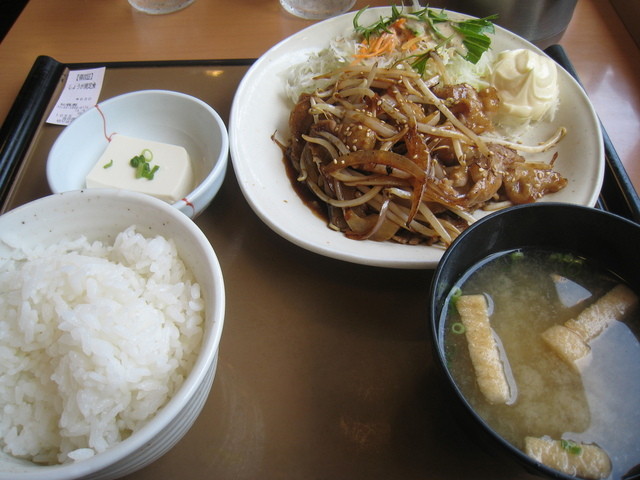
[281,151,329,222]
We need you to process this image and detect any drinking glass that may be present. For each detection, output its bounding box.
[128,0,195,15]
[279,0,356,20]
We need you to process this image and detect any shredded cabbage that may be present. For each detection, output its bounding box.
[285,7,559,135]
[285,35,358,104]
[285,30,495,104]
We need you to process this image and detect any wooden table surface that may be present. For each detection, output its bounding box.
[1,0,639,192]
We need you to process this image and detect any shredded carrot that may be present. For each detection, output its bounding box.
[354,33,397,60]
[391,18,416,45]
[391,18,407,31]
[401,35,424,52]
[353,17,420,63]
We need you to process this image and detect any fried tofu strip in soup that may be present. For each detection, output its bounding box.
[456,295,511,404]
[542,284,638,369]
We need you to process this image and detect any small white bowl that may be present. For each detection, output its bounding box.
[46,90,229,218]
[0,189,225,480]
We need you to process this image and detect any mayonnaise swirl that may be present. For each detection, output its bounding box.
[490,49,559,124]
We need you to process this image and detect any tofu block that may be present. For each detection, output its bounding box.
[86,134,194,203]
[541,325,591,370]
[524,436,611,480]
[565,284,638,343]
[457,294,511,404]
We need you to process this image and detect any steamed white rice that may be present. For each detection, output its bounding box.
[0,226,204,464]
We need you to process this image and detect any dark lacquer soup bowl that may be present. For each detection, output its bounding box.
[429,203,640,480]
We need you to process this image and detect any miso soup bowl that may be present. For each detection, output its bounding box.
[429,203,640,480]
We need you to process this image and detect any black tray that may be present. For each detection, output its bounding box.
[544,44,640,223]
[0,55,254,211]
[0,48,638,480]
[1,47,639,222]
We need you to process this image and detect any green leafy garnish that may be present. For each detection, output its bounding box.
[424,8,497,63]
[129,150,159,180]
[103,159,113,169]
[353,4,403,41]
[452,16,498,64]
[353,5,497,68]
[451,322,466,334]
[509,251,525,261]
[409,51,432,75]
[450,286,462,303]
[549,252,584,265]
[447,286,463,313]
[408,34,450,75]
[560,439,583,455]
[129,154,144,168]
[417,7,449,40]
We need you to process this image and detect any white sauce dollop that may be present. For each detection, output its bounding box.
[490,49,559,125]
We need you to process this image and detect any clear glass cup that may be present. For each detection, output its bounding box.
[279,0,356,20]
[128,0,195,15]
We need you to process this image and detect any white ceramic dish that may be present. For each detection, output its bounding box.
[0,189,225,480]
[229,7,604,269]
[47,90,229,219]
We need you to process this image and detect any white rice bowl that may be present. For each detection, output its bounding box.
[0,189,225,480]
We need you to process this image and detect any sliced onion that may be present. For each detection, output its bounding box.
[324,150,426,180]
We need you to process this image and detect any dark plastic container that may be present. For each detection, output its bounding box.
[429,203,640,480]
[441,0,578,48]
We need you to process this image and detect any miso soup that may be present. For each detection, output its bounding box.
[441,248,640,480]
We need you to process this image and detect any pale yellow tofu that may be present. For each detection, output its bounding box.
[86,134,194,204]
[541,325,591,370]
[524,436,611,480]
[565,284,638,342]
[457,294,511,404]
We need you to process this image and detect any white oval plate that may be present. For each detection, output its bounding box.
[229,7,604,269]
